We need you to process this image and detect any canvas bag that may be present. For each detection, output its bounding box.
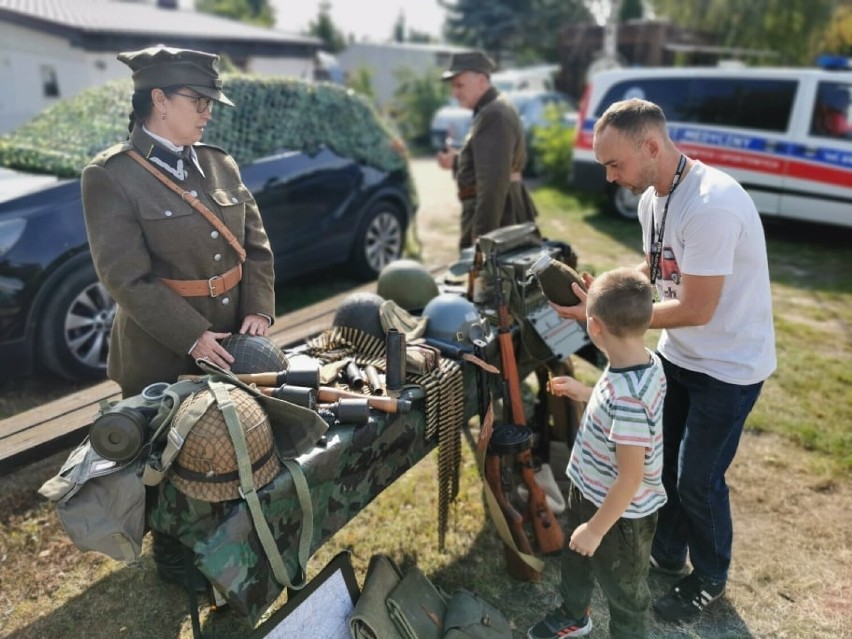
[349,554,511,639]
[38,438,146,563]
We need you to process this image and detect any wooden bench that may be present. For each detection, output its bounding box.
[0,280,382,475]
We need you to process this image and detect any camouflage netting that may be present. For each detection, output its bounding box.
[0,75,409,179]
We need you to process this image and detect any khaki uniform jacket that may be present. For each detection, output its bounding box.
[81,126,275,396]
[455,87,538,249]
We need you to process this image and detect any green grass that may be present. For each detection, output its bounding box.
[533,187,852,475]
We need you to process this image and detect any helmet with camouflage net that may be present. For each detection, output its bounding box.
[422,293,491,346]
[169,384,281,502]
[376,259,439,313]
[220,334,288,374]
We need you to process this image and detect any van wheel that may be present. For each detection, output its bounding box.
[37,262,114,380]
[608,185,641,219]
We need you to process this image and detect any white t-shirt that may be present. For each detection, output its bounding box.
[638,161,777,385]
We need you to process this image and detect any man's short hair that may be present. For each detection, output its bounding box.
[594,98,667,147]
[587,267,653,337]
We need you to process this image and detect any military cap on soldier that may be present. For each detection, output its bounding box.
[117,45,235,107]
[441,51,497,80]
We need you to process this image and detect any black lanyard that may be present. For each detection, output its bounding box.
[649,154,687,286]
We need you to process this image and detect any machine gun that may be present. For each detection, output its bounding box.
[490,251,565,555]
[476,339,541,582]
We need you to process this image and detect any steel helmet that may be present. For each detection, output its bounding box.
[376,259,439,313]
[422,293,491,346]
[332,292,386,340]
[220,334,288,374]
[169,385,280,502]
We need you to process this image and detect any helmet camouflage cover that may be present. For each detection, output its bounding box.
[169,385,280,502]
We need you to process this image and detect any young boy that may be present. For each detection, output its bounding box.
[527,267,667,638]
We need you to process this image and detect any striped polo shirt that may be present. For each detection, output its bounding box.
[567,350,667,518]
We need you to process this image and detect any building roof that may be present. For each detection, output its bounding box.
[0,0,320,55]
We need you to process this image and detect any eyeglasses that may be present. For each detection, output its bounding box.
[172,92,213,113]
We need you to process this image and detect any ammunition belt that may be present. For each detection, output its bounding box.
[304,325,466,550]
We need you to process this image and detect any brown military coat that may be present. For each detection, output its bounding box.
[455,87,539,249]
[81,126,275,396]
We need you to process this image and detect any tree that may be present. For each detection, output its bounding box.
[817,3,852,57]
[389,67,449,148]
[347,67,376,102]
[649,0,838,65]
[393,11,405,43]
[618,0,644,21]
[308,1,346,53]
[196,0,275,27]
[439,0,591,64]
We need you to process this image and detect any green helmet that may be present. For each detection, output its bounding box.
[332,292,385,340]
[422,293,491,346]
[376,259,439,313]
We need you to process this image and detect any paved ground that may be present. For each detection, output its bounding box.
[408,154,462,267]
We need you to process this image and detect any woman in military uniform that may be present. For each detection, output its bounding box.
[81,45,275,399]
[80,45,276,586]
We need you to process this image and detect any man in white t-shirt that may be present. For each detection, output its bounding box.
[553,98,776,624]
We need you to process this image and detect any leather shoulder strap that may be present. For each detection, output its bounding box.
[126,149,247,263]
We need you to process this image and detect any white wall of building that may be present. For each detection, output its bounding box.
[0,24,131,133]
[337,42,468,110]
[249,56,316,81]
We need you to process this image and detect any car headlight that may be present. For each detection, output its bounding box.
[0,218,27,258]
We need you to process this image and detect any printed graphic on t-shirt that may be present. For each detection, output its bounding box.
[648,247,682,300]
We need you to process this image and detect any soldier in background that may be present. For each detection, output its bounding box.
[436,51,539,251]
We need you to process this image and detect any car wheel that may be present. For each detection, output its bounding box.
[350,201,406,279]
[37,262,115,380]
[608,185,641,219]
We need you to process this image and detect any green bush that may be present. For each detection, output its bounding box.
[530,104,575,188]
[0,74,410,180]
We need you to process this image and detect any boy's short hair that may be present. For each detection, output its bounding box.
[587,268,653,337]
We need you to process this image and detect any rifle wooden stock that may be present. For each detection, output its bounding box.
[490,253,565,555]
[484,454,541,582]
[260,385,410,414]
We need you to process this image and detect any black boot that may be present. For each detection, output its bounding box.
[151,530,208,592]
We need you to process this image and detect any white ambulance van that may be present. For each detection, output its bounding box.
[571,66,852,227]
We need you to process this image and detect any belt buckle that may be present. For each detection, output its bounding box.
[208,274,223,298]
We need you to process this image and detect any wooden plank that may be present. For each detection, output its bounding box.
[0,279,380,475]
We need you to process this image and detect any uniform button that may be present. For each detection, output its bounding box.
[221,297,230,305]
[213,254,222,262]
[231,196,238,203]
[190,190,198,197]
[210,231,219,239]
[164,210,173,217]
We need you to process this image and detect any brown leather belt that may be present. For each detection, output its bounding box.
[160,263,242,298]
[458,172,523,201]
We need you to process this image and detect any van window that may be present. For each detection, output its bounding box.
[811,82,852,138]
[598,77,797,133]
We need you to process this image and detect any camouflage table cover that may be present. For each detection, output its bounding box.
[148,391,431,623]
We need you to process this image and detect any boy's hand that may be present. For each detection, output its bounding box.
[548,376,592,403]
[569,522,603,557]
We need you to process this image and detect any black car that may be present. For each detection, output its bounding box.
[0,76,417,381]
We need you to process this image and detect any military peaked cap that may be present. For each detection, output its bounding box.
[117,45,235,107]
[441,51,497,80]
